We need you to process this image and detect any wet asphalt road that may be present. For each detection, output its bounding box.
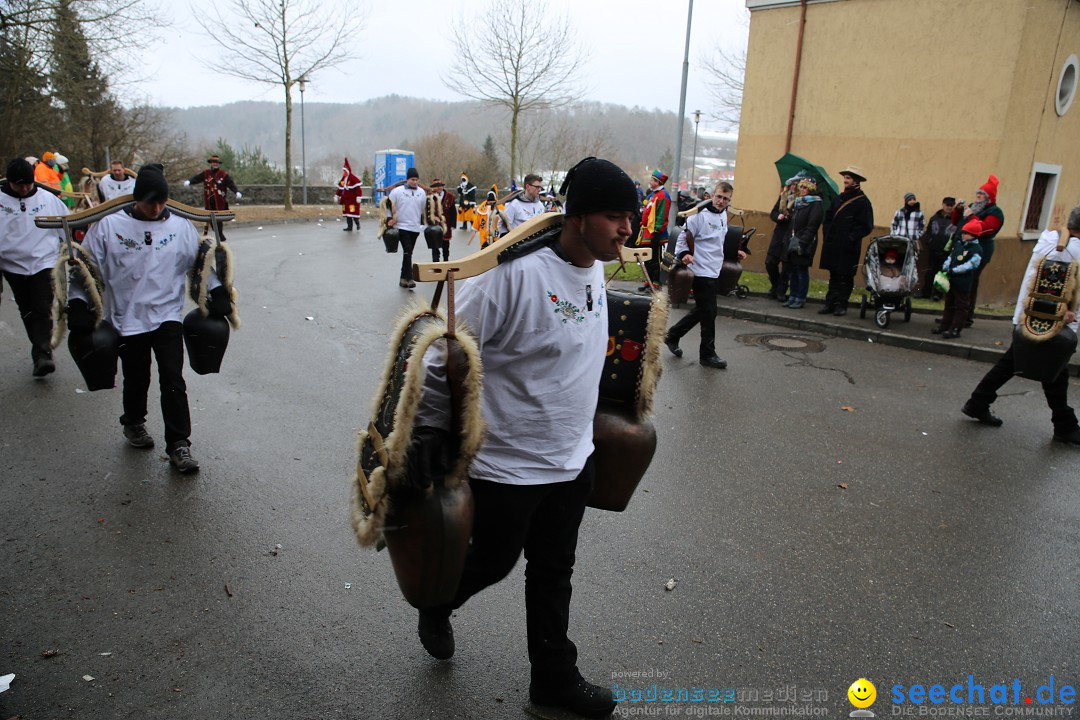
[2,216,1078,719]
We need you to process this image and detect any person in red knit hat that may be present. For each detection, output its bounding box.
[948,175,1004,326]
[933,216,984,339]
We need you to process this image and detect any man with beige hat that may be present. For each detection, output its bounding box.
[818,165,874,316]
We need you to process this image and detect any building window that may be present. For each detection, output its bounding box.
[1057,54,1078,117]
[1021,163,1061,240]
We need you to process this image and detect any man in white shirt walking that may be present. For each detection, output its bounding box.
[386,167,426,288]
[71,164,227,473]
[0,157,67,377]
[502,173,547,230]
[97,160,136,202]
[664,181,740,369]
[411,157,639,718]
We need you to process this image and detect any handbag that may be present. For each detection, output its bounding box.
[933,270,950,294]
[786,231,801,257]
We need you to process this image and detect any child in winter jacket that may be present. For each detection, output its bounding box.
[934,217,983,339]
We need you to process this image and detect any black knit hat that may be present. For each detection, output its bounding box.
[406,167,419,180]
[133,163,169,202]
[6,158,34,184]
[559,157,639,216]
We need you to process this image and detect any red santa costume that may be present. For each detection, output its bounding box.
[336,158,363,232]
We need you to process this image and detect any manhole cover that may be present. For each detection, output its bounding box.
[735,333,826,353]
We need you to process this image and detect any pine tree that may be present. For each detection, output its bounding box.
[51,0,124,168]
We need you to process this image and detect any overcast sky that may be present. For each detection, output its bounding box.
[130,0,750,134]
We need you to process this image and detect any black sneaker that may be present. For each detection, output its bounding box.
[169,444,200,473]
[32,357,56,377]
[664,338,683,358]
[700,356,728,369]
[833,307,848,316]
[961,403,1003,427]
[1052,428,1080,447]
[530,672,617,718]
[817,305,835,315]
[123,423,155,448]
[417,610,454,660]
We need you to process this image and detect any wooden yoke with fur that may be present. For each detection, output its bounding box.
[424,192,446,234]
[189,234,241,329]
[38,197,240,343]
[1019,236,1080,342]
[377,196,394,239]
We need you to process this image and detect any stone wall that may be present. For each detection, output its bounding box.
[170,185,375,206]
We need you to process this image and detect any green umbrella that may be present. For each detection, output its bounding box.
[774,152,840,211]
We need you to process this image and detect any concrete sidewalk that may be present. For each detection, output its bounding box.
[610,281,1080,377]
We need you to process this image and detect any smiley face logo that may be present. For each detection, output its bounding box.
[848,678,877,709]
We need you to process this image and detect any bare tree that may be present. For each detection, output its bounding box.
[700,45,745,130]
[195,0,365,209]
[412,130,481,191]
[443,0,587,183]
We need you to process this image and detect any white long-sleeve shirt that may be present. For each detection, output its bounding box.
[502,195,546,229]
[98,175,136,202]
[416,245,607,485]
[675,206,727,279]
[387,184,426,233]
[0,187,67,275]
[71,208,219,336]
[1013,229,1080,332]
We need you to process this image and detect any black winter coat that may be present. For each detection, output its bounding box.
[787,200,824,267]
[819,189,874,273]
[767,196,792,259]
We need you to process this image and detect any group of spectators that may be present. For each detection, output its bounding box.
[765,165,874,313]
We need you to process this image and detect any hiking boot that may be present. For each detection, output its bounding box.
[407,280,417,288]
[530,672,617,718]
[32,357,56,377]
[817,305,835,315]
[399,279,410,288]
[700,356,728,369]
[833,307,848,316]
[417,610,454,660]
[664,338,683,358]
[961,403,1003,427]
[123,423,155,448]
[168,444,200,473]
[1052,428,1080,447]
[940,328,961,339]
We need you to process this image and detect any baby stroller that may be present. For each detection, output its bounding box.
[859,235,918,328]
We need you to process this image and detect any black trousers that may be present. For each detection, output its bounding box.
[920,247,948,298]
[666,275,719,359]
[429,458,594,685]
[399,230,419,280]
[825,268,857,309]
[3,268,54,362]
[344,216,359,230]
[430,238,450,262]
[764,253,788,297]
[968,344,1078,434]
[118,321,191,450]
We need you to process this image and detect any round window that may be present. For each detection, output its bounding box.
[1056,54,1078,116]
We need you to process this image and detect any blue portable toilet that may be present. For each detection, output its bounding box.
[374,149,415,203]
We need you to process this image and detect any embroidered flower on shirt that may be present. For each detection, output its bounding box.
[547,291,584,324]
[116,233,139,250]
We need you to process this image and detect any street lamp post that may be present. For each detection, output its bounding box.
[299,76,307,205]
[691,109,701,188]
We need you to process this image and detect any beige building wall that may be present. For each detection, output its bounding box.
[735,0,1080,304]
